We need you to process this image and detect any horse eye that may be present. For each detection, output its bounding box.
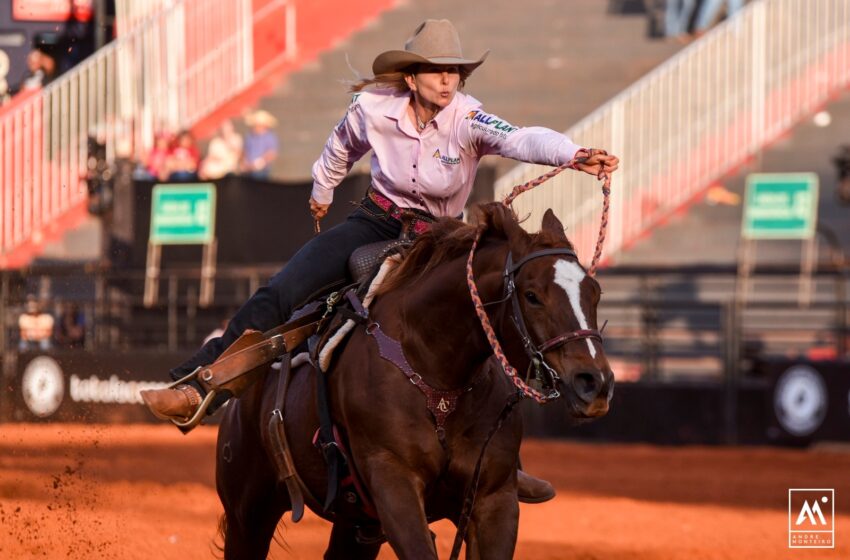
[524,291,542,305]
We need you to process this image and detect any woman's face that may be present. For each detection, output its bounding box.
[407,64,461,109]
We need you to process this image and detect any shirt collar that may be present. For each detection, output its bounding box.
[384,91,411,122]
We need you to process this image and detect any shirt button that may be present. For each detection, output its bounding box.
[413,164,417,168]
[412,178,416,182]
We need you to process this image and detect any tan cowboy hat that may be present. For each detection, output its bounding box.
[245,110,278,128]
[372,19,489,76]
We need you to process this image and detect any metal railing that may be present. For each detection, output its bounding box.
[1,263,845,378]
[115,0,178,36]
[495,0,850,268]
[0,0,296,266]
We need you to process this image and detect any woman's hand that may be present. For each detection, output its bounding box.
[574,149,619,179]
[309,197,330,220]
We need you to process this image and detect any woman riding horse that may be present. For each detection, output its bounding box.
[141,18,619,502]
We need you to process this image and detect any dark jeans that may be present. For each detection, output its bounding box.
[170,197,403,382]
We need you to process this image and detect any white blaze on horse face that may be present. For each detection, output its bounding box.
[553,260,597,358]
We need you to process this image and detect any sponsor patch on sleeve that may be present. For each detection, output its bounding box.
[465,109,518,139]
[347,93,362,113]
[336,93,362,130]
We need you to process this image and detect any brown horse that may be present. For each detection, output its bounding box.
[215,203,614,559]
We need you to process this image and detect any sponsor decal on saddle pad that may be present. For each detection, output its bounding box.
[465,110,518,139]
[433,148,461,165]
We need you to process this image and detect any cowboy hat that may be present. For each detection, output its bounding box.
[245,110,278,128]
[372,19,489,76]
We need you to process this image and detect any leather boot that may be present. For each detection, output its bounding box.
[140,384,202,422]
[517,469,555,504]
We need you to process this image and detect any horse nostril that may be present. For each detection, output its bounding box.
[572,372,601,403]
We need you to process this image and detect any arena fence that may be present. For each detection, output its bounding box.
[0,263,846,372]
[1,262,847,443]
[0,0,296,268]
[495,0,850,268]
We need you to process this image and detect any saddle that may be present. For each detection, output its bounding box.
[169,238,410,431]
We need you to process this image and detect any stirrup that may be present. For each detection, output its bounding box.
[166,367,220,433]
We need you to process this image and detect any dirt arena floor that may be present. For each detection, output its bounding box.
[1,423,848,559]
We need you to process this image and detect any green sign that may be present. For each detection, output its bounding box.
[742,173,818,239]
[150,184,216,244]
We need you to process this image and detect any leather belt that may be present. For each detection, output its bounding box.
[367,189,436,237]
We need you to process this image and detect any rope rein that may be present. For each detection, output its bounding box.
[467,150,612,404]
[501,149,611,276]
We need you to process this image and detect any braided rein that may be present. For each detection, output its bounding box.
[502,150,611,276]
[468,152,612,403]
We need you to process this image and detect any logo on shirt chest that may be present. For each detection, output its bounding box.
[433,148,461,165]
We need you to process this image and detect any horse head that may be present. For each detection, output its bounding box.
[477,203,614,419]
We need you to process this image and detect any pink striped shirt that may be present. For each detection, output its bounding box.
[311,88,584,218]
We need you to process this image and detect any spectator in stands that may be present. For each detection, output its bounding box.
[17,49,56,92]
[665,0,697,39]
[199,120,243,180]
[241,110,279,179]
[165,130,201,182]
[37,49,57,87]
[18,296,55,352]
[661,0,746,41]
[55,302,86,348]
[143,132,172,181]
[693,0,745,36]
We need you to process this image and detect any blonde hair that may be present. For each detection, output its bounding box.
[348,65,473,93]
[349,71,409,93]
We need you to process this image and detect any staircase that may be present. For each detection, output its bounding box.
[495,0,850,269]
[256,0,681,181]
[0,0,396,269]
[614,89,850,266]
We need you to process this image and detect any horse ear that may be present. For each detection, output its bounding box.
[541,208,568,241]
[484,203,527,244]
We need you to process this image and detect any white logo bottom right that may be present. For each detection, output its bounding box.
[789,488,835,548]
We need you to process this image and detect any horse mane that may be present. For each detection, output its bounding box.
[378,202,574,294]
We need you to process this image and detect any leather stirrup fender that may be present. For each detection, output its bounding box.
[168,309,324,432]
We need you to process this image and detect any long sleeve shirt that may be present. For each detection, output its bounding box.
[312,88,583,218]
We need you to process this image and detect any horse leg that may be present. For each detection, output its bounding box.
[463,490,519,560]
[323,522,382,560]
[365,464,437,560]
[217,404,289,559]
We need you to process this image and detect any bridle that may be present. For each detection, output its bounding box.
[467,242,604,404]
[501,248,603,400]
[465,150,611,404]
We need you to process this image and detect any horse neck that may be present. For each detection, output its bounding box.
[386,240,508,390]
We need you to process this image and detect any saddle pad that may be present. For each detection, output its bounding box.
[319,254,401,371]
